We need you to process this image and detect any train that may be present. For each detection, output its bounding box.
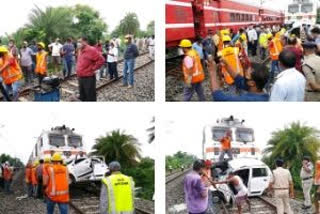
[166,0,285,48]
[202,116,272,203]
[29,125,109,184]
[286,0,318,25]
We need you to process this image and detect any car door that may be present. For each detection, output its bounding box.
[73,158,92,179]
[249,167,270,196]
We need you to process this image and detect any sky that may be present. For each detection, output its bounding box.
[0,0,155,36]
[161,103,320,159]
[0,104,155,164]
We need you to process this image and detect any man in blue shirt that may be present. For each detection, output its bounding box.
[62,38,75,78]
[208,57,269,101]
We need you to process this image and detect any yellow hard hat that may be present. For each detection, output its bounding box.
[179,39,192,48]
[44,157,51,163]
[0,46,8,53]
[51,152,63,162]
[267,33,273,39]
[33,160,39,167]
[222,35,231,42]
[221,29,230,36]
[37,42,45,49]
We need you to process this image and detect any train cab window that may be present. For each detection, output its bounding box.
[236,128,254,143]
[212,127,232,141]
[68,136,82,148]
[49,135,65,147]
[252,168,268,178]
[301,3,313,13]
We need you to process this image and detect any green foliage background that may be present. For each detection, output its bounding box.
[0,154,24,168]
[166,151,197,171]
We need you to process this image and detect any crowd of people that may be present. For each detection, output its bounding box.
[184,156,320,214]
[179,24,320,102]
[0,34,155,101]
[0,153,135,214]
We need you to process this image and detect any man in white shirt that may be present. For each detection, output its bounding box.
[48,38,63,73]
[247,26,258,56]
[107,42,119,80]
[270,49,306,101]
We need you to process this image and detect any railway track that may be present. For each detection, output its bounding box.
[225,196,277,214]
[166,168,191,184]
[13,52,152,102]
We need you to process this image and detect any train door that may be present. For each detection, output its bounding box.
[192,0,206,37]
[248,167,269,196]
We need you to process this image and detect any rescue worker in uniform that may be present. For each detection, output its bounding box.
[267,33,283,88]
[100,161,135,214]
[0,46,23,101]
[31,160,39,198]
[219,130,233,162]
[314,160,320,214]
[43,153,69,214]
[179,39,205,101]
[35,42,48,87]
[302,41,320,101]
[219,35,244,88]
[268,159,294,214]
[3,161,13,194]
[36,159,44,198]
[300,156,313,210]
[25,162,33,197]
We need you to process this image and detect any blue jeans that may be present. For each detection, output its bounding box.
[4,180,12,193]
[47,198,69,214]
[183,83,206,101]
[123,59,135,86]
[63,57,73,78]
[267,60,280,89]
[4,80,22,101]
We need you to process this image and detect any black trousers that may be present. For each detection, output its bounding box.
[108,62,118,79]
[78,76,96,101]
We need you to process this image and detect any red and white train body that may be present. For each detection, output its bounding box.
[166,0,285,47]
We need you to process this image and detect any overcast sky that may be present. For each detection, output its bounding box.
[0,0,155,37]
[0,104,155,164]
[161,104,320,159]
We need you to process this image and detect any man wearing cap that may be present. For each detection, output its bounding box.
[123,35,139,89]
[268,159,294,214]
[184,160,209,214]
[100,161,135,214]
[0,46,23,101]
[35,42,48,87]
[179,39,206,101]
[300,156,313,210]
[20,41,34,85]
[302,41,320,101]
[43,153,69,214]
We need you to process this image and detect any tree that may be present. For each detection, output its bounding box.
[72,4,108,45]
[262,122,320,190]
[91,130,142,168]
[146,21,155,36]
[27,6,74,46]
[166,151,196,170]
[117,13,140,36]
[0,154,24,168]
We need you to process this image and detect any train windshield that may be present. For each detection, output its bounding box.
[288,4,299,13]
[49,135,65,147]
[212,127,231,141]
[301,3,313,13]
[235,128,254,142]
[68,136,82,148]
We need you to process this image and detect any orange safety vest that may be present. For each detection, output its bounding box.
[221,136,231,151]
[269,38,283,61]
[3,167,13,181]
[35,51,48,75]
[42,163,51,185]
[182,49,205,84]
[0,54,22,85]
[31,167,38,185]
[45,164,69,203]
[221,47,244,85]
[25,167,32,183]
[315,161,320,185]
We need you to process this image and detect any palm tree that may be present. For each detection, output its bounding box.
[118,12,140,36]
[262,122,320,190]
[147,117,155,144]
[91,130,142,168]
[27,5,74,45]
